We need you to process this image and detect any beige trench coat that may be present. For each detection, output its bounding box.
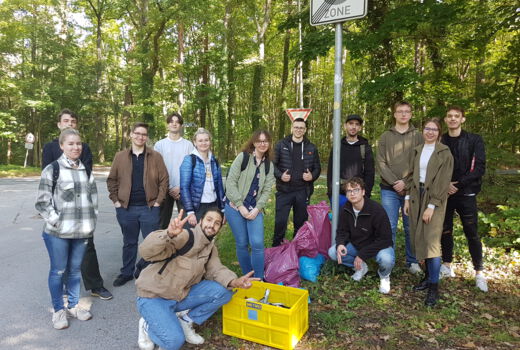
[406,143,454,260]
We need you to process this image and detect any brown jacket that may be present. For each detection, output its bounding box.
[135,225,237,300]
[406,143,454,260]
[376,126,423,189]
[107,146,169,208]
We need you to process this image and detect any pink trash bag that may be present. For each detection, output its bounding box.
[307,201,332,258]
[293,221,318,258]
[264,241,300,287]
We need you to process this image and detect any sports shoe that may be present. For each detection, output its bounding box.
[138,318,155,350]
[351,262,368,281]
[425,283,439,307]
[476,274,488,292]
[178,312,204,345]
[67,306,92,321]
[379,276,391,294]
[91,287,113,300]
[52,309,69,330]
[439,264,456,279]
[113,274,133,287]
[408,263,422,274]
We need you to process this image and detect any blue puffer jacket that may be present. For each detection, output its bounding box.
[179,152,225,213]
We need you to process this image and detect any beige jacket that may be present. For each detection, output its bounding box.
[406,143,454,260]
[135,224,237,300]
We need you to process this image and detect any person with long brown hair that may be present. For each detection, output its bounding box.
[224,130,275,279]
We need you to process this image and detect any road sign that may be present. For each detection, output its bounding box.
[310,0,367,26]
[285,108,312,121]
[25,132,35,143]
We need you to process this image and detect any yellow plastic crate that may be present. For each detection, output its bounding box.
[223,281,309,350]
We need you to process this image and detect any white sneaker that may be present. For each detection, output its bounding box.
[67,306,92,321]
[52,309,69,330]
[379,276,391,294]
[178,313,204,345]
[476,274,488,292]
[408,263,422,274]
[439,264,456,279]
[351,262,368,281]
[138,318,155,350]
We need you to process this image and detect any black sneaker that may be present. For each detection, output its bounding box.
[113,274,133,287]
[91,287,113,300]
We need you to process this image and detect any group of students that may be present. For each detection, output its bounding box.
[35,102,487,348]
[327,101,487,308]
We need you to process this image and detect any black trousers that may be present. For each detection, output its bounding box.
[272,188,309,247]
[159,194,183,230]
[441,195,483,271]
[80,237,104,291]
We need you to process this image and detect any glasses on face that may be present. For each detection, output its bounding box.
[395,110,411,115]
[133,132,148,138]
[424,127,439,133]
[346,188,362,196]
[293,126,306,131]
[255,140,269,145]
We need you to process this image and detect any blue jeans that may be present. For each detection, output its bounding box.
[42,232,88,312]
[136,280,233,350]
[380,189,418,265]
[225,203,265,279]
[328,243,395,278]
[116,205,160,277]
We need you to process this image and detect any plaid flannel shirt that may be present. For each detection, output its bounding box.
[35,154,98,239]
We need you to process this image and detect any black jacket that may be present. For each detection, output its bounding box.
[441,130,485,196]
[327,136,375,198]
[42,138,93,172]
[273,135,321,193]
[335,198,393,261]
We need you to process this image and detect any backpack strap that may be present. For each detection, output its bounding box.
[240,152,249,172]
[157,228,195,275]
[191,154,197,171]
[51,160,60,195]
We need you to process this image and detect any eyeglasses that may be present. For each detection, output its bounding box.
[424,127,439,132]
[255,140,269,145]
[293,126,306,131]
[346,188,362,196]
[133,132,148,138]
[395,110,411,115]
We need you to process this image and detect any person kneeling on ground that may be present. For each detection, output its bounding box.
[328,177,395,294]
[135,208,259,350]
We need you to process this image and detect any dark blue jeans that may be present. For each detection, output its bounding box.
[116,205,160,277]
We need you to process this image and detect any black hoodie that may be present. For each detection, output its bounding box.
[327,136,375,198]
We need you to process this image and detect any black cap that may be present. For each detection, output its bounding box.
[345,114,363,124]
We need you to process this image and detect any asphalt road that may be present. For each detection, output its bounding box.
[0,172,155,350]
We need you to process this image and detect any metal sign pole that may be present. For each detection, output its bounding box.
[331,22,343,243]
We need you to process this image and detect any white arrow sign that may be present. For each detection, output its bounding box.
[310,0,367,26]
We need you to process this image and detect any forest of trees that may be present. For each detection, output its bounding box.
[0,0,518,168]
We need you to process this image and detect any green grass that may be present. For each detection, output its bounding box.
[206,176,520,349]
[0,164,41,177]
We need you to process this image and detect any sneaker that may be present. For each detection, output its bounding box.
[351,262,368,281]
[113,274,134,287]
[52,309,69,330]
[408,263,422,274]
[67,306,92,321]
[178,313,204,345]
[138,318,155,350]
[425,283,439,307]
[91,287,113,300]
[439,264,455,279]
[379,276,391,294]
[476,274,488,292]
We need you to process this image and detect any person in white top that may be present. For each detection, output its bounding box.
[404,118,453,307]
[154,113,194,229]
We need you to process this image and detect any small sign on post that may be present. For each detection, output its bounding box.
[24,132,35,168]
[285,108,312,122]
[310,0,367,26]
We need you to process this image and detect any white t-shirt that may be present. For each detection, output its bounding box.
[419,143,435,183]
[154,137,194,189]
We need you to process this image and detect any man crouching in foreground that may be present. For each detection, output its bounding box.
[136,208,259,350]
